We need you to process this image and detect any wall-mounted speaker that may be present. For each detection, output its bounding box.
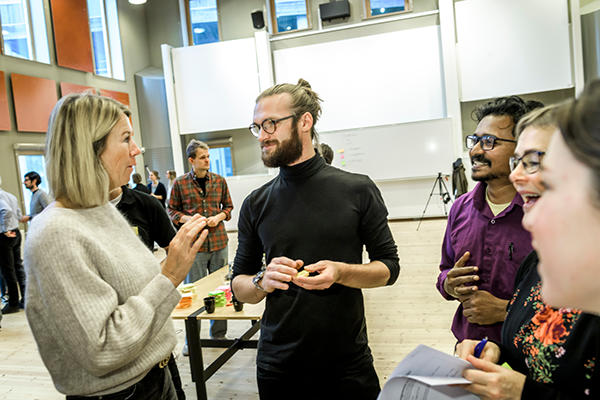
[251,10,265,29]
[319,0,351,22]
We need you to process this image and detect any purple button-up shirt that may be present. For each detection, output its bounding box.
[436,182,532,342]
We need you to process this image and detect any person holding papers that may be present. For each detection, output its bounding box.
[456,105,600,399]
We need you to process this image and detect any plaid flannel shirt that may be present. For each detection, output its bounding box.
[168,171,233,253]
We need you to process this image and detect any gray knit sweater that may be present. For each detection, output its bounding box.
[24,203,181,396]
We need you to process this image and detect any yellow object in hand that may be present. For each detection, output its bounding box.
[501,362,513,370]
[296,270,310,278]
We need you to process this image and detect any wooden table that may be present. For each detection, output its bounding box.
[171,267,264,400]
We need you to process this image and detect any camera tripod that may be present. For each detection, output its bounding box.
[416,172,452,231]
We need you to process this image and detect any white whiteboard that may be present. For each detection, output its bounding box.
[273,25,446,132]
[456,0,572,101]
[321,118,454,181]
[172,38,260,133]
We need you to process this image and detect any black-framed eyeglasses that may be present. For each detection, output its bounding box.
[249,115,295,138]
[465,135,517,151]
[509,150,545,174]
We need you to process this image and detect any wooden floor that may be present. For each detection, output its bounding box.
[0,218,457,400]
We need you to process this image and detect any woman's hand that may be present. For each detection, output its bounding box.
[456,340,501,363]
[162,214,208,287]
[460,355,526,400]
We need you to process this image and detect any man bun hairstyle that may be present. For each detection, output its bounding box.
[472,96,544,137]
[256,78,323,141]
[556,79,600,209]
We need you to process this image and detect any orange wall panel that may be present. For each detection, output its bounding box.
[50,0,94,73]
[100,89,130,107]
[60,82,96,96]
[12,74,58,133]
[0,72,11,131]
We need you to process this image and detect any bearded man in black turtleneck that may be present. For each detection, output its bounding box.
[231,79,400,400]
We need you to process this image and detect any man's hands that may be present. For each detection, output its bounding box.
[180,212,225,227]
[259,256,305,293]
[460,291,509,325]
[444,251,508,325]
[20,215,30,223]
[3,231,16,238]
[207,212,225,227]
[443,252,479,298]
[293,260,341,290]
[259,258,343,292]
[162,214,208,287]
[460,356,526,400]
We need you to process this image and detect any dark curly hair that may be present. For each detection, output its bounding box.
[472,96,544,137]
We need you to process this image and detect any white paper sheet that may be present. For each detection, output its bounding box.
[378,345,479,400]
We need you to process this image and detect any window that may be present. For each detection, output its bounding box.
[14,144,48,217]
[269,0,310,34]
[0,0,50,63]
[86,0,124,80]
[364,0,411,19]
[185,0,219,46]
[206,138,235,177]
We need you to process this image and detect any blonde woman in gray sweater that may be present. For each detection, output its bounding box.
[24,93,209,399]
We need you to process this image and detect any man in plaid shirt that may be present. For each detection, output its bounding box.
[168,139,233,343]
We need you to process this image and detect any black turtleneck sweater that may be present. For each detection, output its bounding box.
[233,153,400,375]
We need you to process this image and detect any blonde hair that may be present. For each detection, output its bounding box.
[256,78,323,141]
[45,92,131,208]
[514,104,559,141]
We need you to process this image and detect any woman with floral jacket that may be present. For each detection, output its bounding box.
[455,106,600,399]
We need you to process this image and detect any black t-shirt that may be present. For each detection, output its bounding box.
[116,185,176,250]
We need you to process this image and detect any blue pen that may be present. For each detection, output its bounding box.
[474,337,488,358]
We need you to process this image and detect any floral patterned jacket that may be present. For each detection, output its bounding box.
[501,251,600,399]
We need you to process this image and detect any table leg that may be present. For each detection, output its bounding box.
[185,316,208,400]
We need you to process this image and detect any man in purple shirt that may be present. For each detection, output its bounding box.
[436,96,542,343]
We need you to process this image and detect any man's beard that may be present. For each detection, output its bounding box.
[261,123,303,168]
[471,154,499,182]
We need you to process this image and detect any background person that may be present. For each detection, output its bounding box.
[0,177,24,314]
[20,171,52,223]
[132,172,150,194]
[436,96,543,343]
[457,106,600,399]
[232,79,400,400]
[168,139,233,345]
[319,142,334,165]
[166,170,176,202]
[148,170,167,208]
[25,93,208,399]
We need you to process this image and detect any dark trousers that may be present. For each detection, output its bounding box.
[257,363,381,400]
[66,356,181,400]
[0,230,25,307]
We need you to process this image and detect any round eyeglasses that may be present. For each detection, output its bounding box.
[249,115,295,138]
[465,135,517,151]
[509,151,545,174]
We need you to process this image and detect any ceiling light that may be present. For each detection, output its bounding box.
[129,0,147,4]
